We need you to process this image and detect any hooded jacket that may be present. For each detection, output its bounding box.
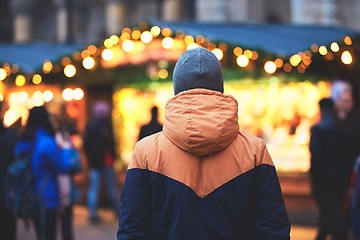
[118,89,290,240]
[15,127,72,209]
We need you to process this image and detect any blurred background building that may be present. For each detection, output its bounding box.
[1,0,360,44]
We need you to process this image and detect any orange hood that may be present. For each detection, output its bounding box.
[163,89,239,156]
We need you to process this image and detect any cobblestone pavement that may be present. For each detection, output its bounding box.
[17,205,316,240]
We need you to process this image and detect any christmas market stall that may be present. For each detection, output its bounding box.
[1,20,359,175]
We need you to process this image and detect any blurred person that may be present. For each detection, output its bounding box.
[0,100,19,240]
[309,97,356,240]
[331,80,354,122]
[331,80,360,228]
[50,114,81,240]
[118,48,290,239]
[138,106,163,141]
[83,101,119,223]
[14,105,73,240]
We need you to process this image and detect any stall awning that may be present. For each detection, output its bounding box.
[0,42,84,73]
[150,19,357,57]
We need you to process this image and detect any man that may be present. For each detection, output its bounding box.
[83,101,119,223]
[118,48,290,239]
[138,106,162,141]
[310,97,356,240]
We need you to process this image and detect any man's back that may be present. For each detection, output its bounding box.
[118,89,290,240]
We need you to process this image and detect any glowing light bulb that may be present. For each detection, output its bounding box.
[341,51,352,65]
[236,55,249,67]
[102,49,114,61]
[64,64,76,78]
[264,61,277,74]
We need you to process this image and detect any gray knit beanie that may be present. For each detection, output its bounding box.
[173,48,224,95]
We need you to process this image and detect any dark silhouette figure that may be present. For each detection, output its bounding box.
[310,98,355,240]
[138,106,163,141]
[83,101,119,223]
[0,102,19,240]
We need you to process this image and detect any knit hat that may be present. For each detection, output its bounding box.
[173,48,224,95]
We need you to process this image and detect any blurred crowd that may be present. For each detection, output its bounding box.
[309,80,360,240]
[0,100,120,240]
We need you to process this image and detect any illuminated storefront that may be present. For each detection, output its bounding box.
[112,79,331,173]
[1,21,357,175]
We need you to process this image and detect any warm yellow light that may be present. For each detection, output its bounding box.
[88,45,97,54]
[64,64,76,78]
[0,68,6,80]
[236,55,249,67]
[0,94,3,101]
[161,28,172,37]
[131,30,141,40]
[15,75,26,87]
[122,40,134,52]
[158,69,169,79]
[81,50,90,58]
[32,91,44,106]
[303,56,312,65]
[32,74,42,85]
[120,32,131,41]
[264,61,277,74]
[318,46,328,55]
[150,26,161,36]
[233,47,243,56]
[140,31,153,44]
[104,39,113,48]
[102,49,114,61]
[187,43,199,50]
[109,35,119,45]
[243,50,253,59]
[289,54,302,66]
[162,37,174,49]
[43,90,53,102]
[330,42,340,52]
[274,59,283,68]
[62,88,74,101]
[43,61,53,74]
[344,36,352,45]
[212,48,223,60]
[184,35,194,44]
[82,57,95,70]
[341,51,353,65]
[73,88,84,100]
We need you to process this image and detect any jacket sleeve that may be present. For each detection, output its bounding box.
[117,144,153,240]
[254,145,290,240]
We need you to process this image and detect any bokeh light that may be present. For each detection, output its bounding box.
[64,64,76,78]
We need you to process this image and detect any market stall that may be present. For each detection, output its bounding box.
[1,20,358,174]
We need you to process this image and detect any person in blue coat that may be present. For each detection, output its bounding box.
[15,106,73,240]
